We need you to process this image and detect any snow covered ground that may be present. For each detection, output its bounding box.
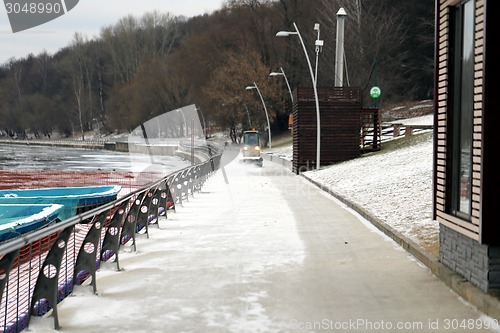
[303,132,436,254]
[26,137,500,333]
[25,120,500,333]
[29,156,307,332]
[22,116,451,332]
[388,114,434,126]
[266,116,436,255]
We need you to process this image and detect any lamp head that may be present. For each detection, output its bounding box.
[276,31,293,37]
[337,7,347,17]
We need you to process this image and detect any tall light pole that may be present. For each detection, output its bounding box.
[196,106,207,139]
[277,22,321,169]
[335,8,348,87]
[176,109,186,137]
[270,67,294,106]
[313,23,324,86]
[243,104,252,128]
[245,82,272,149]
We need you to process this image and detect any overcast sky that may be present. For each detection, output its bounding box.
[0,0,225,65]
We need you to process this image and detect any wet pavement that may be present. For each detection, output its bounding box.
[30,158,499,333]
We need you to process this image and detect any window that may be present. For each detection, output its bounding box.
[447,0,475,219]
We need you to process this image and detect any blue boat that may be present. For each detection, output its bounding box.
[0,204,64,242]
[0,185,121,221]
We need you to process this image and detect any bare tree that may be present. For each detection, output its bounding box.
[35,51,51,94]
[204,48,281,139]
[65,33,92,139]
[9,59,24,98]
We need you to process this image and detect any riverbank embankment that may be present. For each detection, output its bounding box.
[0,138,212,166]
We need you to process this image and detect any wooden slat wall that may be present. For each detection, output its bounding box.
[435,0,485,240]
[292,87,361,173]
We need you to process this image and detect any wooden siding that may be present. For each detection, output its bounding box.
[434,0,485,241]
[292,87,361,173]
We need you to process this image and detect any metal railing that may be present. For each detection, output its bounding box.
[0,145,223,332]
[361,123,433,149]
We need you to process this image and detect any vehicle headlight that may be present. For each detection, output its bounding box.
[254,146,260,151]
[243,146,248,151]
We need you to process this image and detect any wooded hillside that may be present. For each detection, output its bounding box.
[0,0,434,140]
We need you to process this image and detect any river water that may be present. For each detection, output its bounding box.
[0,143,189,172]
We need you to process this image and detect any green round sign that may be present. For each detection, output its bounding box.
[370,86,381,99]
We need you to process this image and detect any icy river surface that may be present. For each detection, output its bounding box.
[0,144,189,173]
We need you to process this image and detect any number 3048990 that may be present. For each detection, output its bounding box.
[5,2,63,14]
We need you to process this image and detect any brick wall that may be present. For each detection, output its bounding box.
[440,224,500,292]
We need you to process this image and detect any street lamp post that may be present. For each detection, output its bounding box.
[269,67,294,106]
[244,104,252,128]
[245,82,272,149]
[276,22,321,169]
[196,107,206,139]
[313,23,324,86]
[176,109,187,137]
[335,8,348,87]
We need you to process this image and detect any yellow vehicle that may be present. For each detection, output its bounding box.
[241,130,263,167]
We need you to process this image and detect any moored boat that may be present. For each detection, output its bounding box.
[0,185,121,221]
[0,204,64,242]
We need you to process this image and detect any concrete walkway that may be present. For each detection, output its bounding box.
[31,158,498,332]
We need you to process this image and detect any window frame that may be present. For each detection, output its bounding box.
[446,0,475,221]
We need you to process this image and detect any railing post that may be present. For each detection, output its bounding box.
[0,250,19,307]
[101,200,129,271]
[159,179,175,218]
[28,226,73,330]
[120,192,146,252]
[74,212,108,294]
